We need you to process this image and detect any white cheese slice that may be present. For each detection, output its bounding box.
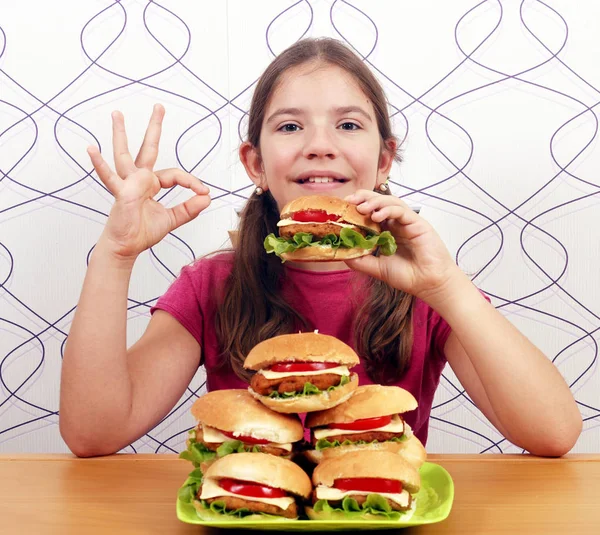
[315,485,411,508]
[258,365,350,380]
[200,477,294,510]
[201,425,293,452]
[277,219,357,229]
[313,414,408,440]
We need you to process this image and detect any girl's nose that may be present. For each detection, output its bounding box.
[302,127,339,159]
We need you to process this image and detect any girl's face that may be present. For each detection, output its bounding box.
[241,63,394,211]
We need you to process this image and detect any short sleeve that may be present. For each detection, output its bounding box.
[432,289,492,358]
[150,265,203,346]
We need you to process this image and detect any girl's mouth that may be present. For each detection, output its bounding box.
[295,176,348,184]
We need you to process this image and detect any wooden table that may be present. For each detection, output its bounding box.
[0,454,598,534]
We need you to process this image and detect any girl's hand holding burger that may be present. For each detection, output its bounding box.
[344,190,464,303]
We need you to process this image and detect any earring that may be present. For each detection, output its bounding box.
[378,182,389,192]
[255,186,264,196]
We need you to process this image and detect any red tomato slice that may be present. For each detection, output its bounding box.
[291,210,339,223]
[270,362,341,373]
[219,478,288,498]
[333,477,402,494]
[328,415,392,431]
[220,430,270,445]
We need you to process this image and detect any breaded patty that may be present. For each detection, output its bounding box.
[312,492,412,512]
[250,373,343,396]
[279,222,367,239]
[204,495,299,518]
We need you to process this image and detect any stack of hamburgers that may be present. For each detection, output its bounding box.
[179,329,425,522]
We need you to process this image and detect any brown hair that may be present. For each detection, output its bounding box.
[215,38,414,384]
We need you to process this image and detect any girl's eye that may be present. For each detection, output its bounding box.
[279,124,300,132]
[339,122,360,131]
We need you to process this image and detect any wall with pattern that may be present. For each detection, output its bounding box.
[1,0,599,454]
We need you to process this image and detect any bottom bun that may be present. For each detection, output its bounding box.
[193,500,297,522]
[281,246,373,262]
[305,499,416,522]
[320,435,427,469]
[248,373,359,413]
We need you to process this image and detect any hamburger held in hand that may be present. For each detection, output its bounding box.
[179,390,304,468]
[193,452,312,521]
[304,385,426,468]
[264,195,397,261]
[306,451,420,521]
[244,332,360,413]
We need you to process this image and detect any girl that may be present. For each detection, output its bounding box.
[59,38,581,457]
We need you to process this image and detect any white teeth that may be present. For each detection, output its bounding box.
[307,177,336,183]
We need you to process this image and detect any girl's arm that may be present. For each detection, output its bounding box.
[59,105,211,456]
[344,190,582,456]
[431,271,582,457]
[60,241,201,457]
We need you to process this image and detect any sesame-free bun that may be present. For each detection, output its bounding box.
[248,372,359,413]
[244,332,360,371]
[280,195,381,234]
[319,434,427,469]
[312,450,421,494]
[305,385,418,428]
[280,244,373,262]
[190,389,304,443]
[203,452,312,499]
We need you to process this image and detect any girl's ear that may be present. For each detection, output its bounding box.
[239,142,267,189]
[377,138,397,184]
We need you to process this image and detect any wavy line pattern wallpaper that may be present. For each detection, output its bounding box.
[1,0,599,454]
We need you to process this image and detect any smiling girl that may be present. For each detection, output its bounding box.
[59,38,581,457]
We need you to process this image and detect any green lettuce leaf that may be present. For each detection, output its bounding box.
[177,468,203,504]
[264,229,397,259]
[315,433,409,451]
[313,494,404,520]
[266,373,350,399]
[178,431,217,467]
[179,430,261,468]
[216,440,261,457]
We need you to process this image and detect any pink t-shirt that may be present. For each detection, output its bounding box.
[151,253,455,446]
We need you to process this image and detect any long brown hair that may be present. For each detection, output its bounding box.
[215,38,414,384]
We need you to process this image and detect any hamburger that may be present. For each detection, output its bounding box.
[191,452,312,521]
[264,195,397,262]
[179,389,304,468]
[306,451,420,521]
[244,332,360,413]
[304,385,426,468]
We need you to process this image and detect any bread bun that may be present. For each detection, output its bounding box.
[203,452,312,499]
[244,332,360,371]
[190,389,304,443]
[280,195,381,234]
[280,245,372,262]
[320,435,427,469]
[305,385,418,428]
[312,450,421,494]
[248,373,359,413]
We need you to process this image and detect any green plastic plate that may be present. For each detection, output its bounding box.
[176,461,454,531]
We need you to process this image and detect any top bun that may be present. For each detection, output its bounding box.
[204,452,312,499]
[191,389,304,443]
[244,332,360,371]
[305,385,418,428]
[312,450,421,494]
[280,195,381,234]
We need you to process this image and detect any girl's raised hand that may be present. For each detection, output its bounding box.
[88,104,211,262]
[344,190,461,301]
